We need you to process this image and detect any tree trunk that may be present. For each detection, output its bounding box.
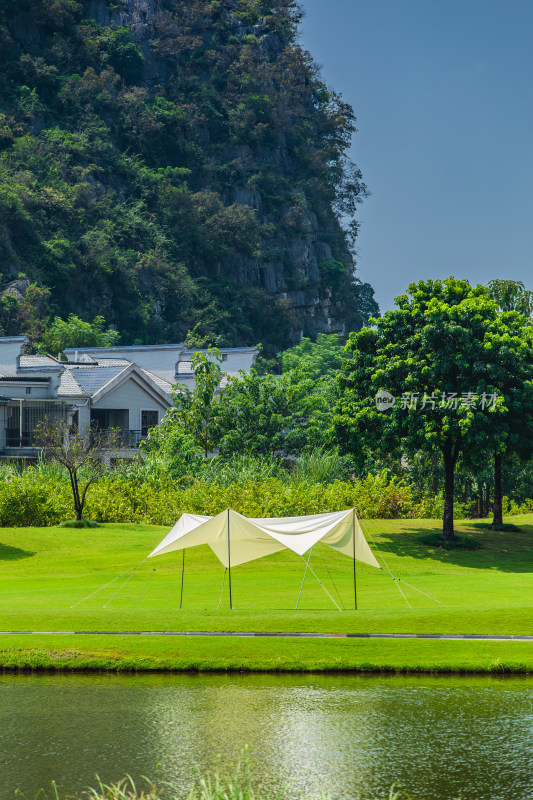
[492,452,503,526]
[477,495,483,518]
[442,441,457,540]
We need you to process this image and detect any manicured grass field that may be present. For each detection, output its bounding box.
[1,516,532,672]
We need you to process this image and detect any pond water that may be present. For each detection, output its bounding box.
[1,673,531,800]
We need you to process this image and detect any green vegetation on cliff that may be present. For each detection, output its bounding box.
[0,0,377,351]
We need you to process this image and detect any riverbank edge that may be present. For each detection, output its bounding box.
[1,637,531,675]
[2,664,532,675]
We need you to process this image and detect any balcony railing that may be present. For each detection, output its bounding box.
[4,429,147,449]
[112,429,145,448]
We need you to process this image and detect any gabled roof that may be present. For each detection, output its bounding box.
[55,360,171,404]
[90,363,171,408]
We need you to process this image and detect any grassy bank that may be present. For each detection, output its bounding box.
[1,516,532,673]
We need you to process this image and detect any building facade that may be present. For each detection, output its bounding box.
[0,338,258,459]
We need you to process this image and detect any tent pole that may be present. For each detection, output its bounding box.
[227,508,233,609]
[180,548,185,609]
[353,508,357,610]
[296,547,312,609]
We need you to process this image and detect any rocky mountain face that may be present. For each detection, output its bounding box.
[0,0,377,352]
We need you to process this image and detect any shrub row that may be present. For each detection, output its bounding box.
[0,468,426,527]
[4,464,527,528]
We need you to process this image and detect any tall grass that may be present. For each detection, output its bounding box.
[292,448,352,484]
[20,748,420,800]
[202,454,285,485]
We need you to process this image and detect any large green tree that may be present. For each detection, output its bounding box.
[217,370,314,456]
[334,278,533,539]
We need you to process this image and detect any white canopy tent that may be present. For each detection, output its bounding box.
[148,508,381,609]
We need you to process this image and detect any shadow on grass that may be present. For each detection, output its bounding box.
[0,542,35,561]
[373,521,533,573]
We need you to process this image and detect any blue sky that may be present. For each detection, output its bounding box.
[299,0,533,313]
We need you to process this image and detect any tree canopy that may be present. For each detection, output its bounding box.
[333,278,533,538]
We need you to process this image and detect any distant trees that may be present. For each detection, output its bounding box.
[142,349,223,472]
[138,281,533,530]
[141,335,345,471]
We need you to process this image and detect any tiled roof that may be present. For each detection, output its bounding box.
[70,366,125,394]
[19,355,59,368]
[57,370,84,396]
[141,368,173,395]
[91,358,131,367]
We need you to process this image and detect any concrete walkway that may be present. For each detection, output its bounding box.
[0,631,531,640]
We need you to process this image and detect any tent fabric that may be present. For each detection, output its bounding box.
[147,509,381,570]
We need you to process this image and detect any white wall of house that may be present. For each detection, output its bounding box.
[0,336,26,377]
[91,376,167,431]
[65,344,185,384]
[0,382,52,399]
[65,344,259,387]
[181,348,259,377]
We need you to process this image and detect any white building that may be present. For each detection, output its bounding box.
[0,338,258,459]
[63,343,259,389]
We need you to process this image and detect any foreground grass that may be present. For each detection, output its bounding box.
[1,516,532,672]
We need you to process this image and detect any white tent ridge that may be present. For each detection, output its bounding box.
[148,508,381,570]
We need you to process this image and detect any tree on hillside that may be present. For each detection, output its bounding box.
[333,278,533,539]
[35,314,119,357]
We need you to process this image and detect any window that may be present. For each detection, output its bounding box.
[26,387,31,394]
[141,410,158,437]
[176,360,193,374]
[222,354,228,361]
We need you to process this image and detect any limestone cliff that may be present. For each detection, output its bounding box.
[0,0,377,352]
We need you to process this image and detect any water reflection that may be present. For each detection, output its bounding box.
[0,673,531,800]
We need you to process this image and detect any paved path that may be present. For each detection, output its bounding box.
[0,631,531,640]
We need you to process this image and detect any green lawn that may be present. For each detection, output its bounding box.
[1,516,532,672]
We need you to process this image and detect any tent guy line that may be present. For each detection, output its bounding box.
[0,631,531,640]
